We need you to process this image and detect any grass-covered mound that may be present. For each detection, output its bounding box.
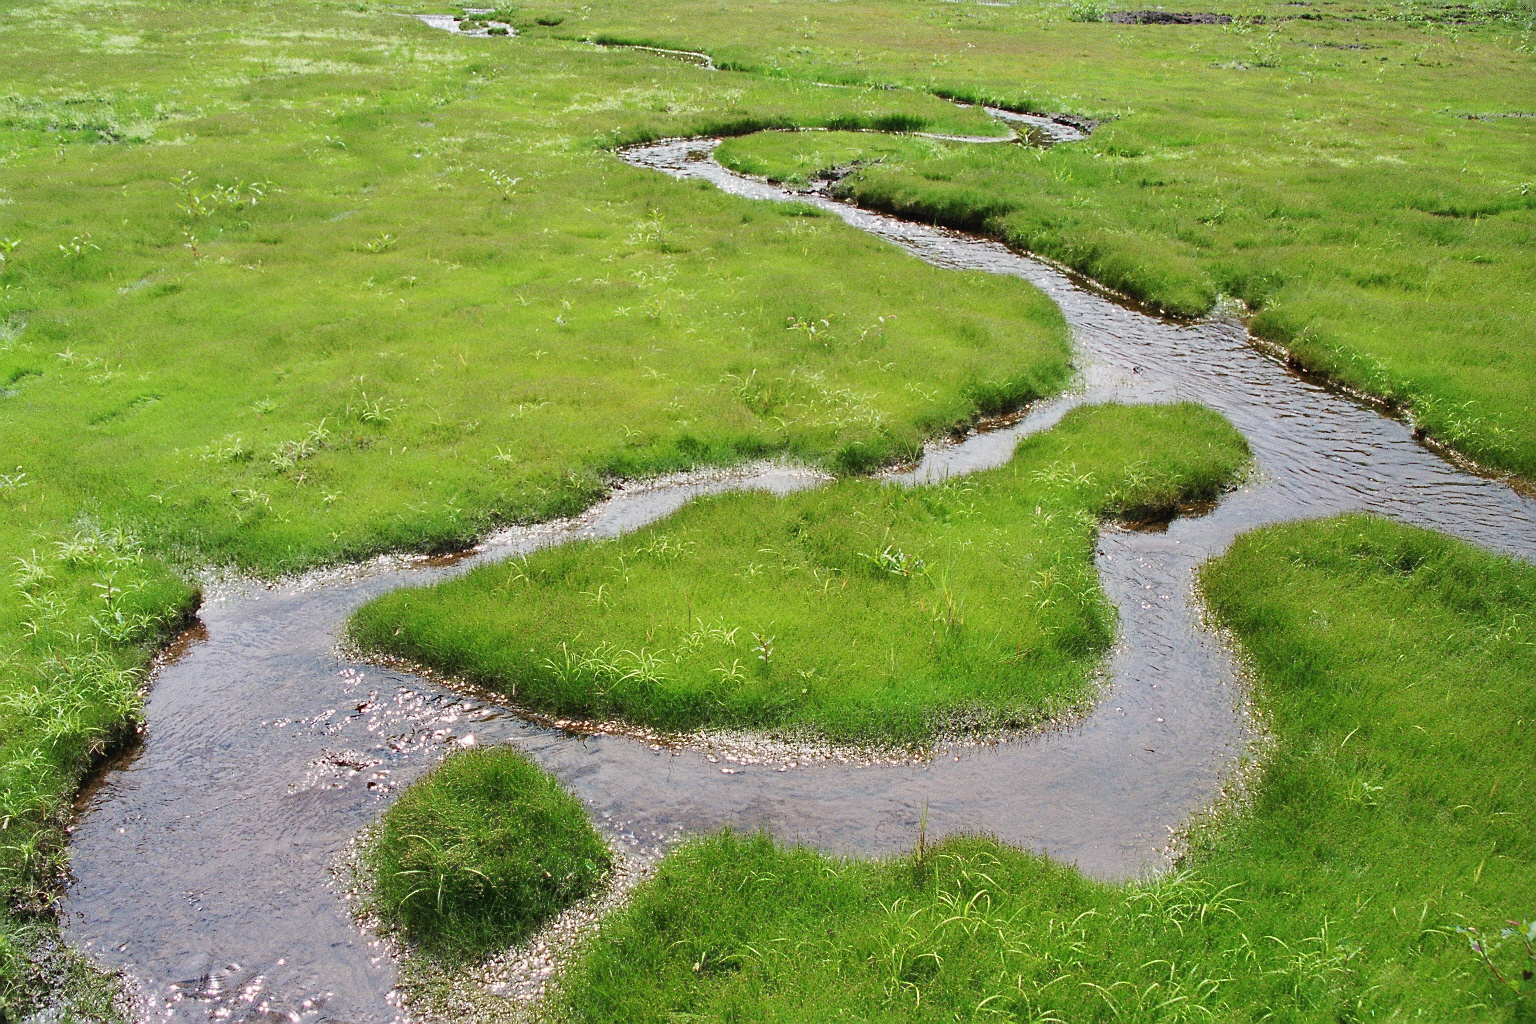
[368,746,611,960]
[548,515,1536,1021]
[352,403,1249,744]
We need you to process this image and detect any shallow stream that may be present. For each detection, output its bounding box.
[58,126,1536,1023]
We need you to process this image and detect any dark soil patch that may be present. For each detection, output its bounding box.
[1105,10,1233,23]
[1049,112,1101,133]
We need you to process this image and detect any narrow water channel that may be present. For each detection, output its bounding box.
[58,133,1536,1023]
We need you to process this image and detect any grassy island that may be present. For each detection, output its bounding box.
[367,746,611,960]
[351,403,1249,744]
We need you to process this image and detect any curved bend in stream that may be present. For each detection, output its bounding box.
[60,131,1536,1023]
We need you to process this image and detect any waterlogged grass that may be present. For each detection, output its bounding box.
[548,515,1536,1022]
[0,912,122,1024]
[531,0,1536,478]
[351,404,1249,744]
[367,746,610,960]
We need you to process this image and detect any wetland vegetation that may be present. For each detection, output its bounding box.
[0,0,1532,1016]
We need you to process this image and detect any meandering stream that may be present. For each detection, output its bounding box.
[58,119,1536,1024]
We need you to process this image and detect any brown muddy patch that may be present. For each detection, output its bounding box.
[1119,498,1221,533]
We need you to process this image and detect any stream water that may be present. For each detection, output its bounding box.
[57,128,1536,1024]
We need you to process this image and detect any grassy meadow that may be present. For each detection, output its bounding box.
[544,516,1536,1022]
[351,403,1249,744]
[529,0,1536,476]
[0,0,1531,1015]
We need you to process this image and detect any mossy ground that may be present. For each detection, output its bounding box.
[351,403,1249,745]
[546,515,1536,1022]
[716,130,949,187]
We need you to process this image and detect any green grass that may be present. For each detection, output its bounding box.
[0,17,1057,579]
[351,403,1249,744]
[547,515,1536,1022]
[529,0,1536,478]
[716,130,952,187]
[0,526,195,899]
[0,0,1531,1011]
[366,745,611,960]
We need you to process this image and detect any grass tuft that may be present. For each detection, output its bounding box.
[367,746,611,961]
